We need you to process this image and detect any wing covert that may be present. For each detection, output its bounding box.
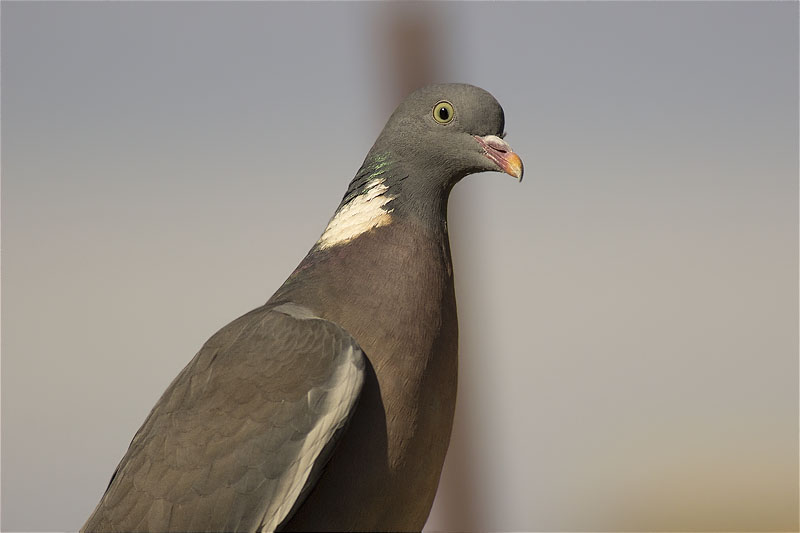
[82,302,365,533]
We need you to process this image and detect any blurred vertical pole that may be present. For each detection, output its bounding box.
[371,4,483,531]
[376,3,439,107]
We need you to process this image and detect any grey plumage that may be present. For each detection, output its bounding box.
[84,304,364,532]
[83,83,522,532]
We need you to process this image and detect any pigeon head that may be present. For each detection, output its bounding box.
[318,84,522,250]
[371,83,523,187]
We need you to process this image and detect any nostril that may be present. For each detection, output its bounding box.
[486,137,509,152]
[474,134,513,154]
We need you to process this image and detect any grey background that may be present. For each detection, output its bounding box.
[2,2,797,531]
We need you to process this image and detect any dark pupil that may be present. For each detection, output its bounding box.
[438,106,449,120]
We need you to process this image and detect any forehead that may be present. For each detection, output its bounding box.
[410,83,500,112]
[398,83,505,132]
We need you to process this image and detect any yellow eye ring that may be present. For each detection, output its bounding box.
[432,101,454,124]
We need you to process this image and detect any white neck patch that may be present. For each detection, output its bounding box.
[316,178,394,250]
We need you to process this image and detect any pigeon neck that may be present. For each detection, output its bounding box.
[339,153,398,208]
[271,151,457,361]
[314,153,449,252]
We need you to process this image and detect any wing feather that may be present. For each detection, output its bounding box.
[82,303,365,533]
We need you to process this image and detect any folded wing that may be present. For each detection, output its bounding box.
[82,302,365,532]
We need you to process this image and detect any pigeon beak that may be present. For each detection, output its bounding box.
[474,134,524,182]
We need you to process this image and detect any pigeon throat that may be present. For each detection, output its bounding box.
[316,177,395,250]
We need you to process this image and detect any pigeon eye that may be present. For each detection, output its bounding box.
[432,101,454,124]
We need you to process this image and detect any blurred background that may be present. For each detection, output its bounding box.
[2,2,797,531]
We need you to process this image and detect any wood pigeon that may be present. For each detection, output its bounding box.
[82,83,523,532]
